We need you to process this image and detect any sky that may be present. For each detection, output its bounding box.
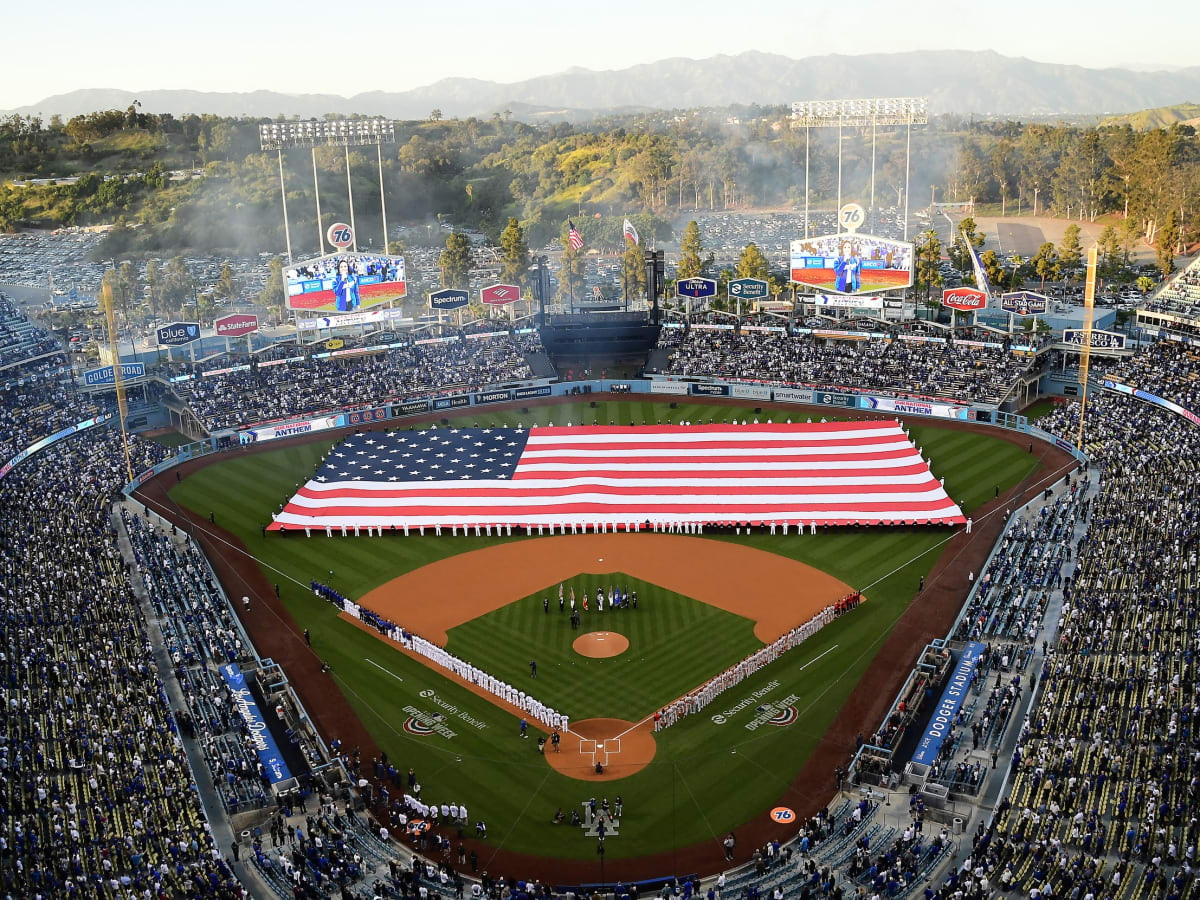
[6,0,1198,109]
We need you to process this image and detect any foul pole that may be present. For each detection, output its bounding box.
[1076,245,1098,451]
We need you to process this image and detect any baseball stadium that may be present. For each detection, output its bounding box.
[2,94,1199,900]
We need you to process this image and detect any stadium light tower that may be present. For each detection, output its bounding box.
[259,119,397,257]
[789,97,928,239]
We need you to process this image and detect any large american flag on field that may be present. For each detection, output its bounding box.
[268,421,964,531]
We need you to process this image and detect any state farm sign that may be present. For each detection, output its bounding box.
[942,287,987,312]
[214,314,259,338]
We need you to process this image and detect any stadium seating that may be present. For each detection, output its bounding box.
[649,322,1033,405]
[178,332,543,432]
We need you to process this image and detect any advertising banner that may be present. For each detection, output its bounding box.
[912,642,986,766]
[675,277,717,299]
[343,407,389,426]
[1104,380,1200,427]
[84,363,145,386]
[433,394,471,410]
[790,234,913,294]
[772,387,814,404]
[157,321,200,346]
[513,385,552,400]
[396,399,432,415]
[942,287,988,312]
[999,291,1049,316]
[813,294,884,310]
[430,289,470,311]
[296,307,409,331]
[217,663,293,784]
[649,381,690,395]
[473,389,513,405]
[812,390,857,408]
[859,395,966,419]
[214,313,260,338]
[286,253,406,313]
[240,415,342,444]
[481,284,521,306]
[728,277,769,300]
[689,383,730,397]
[1062,329,1127,350]
[731,384,772,400]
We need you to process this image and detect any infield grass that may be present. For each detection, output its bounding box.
[446,575,761,721]
[168,400,1042,861]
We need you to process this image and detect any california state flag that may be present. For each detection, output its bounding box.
[623,218,639,246]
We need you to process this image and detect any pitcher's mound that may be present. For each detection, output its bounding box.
[573,631,629,658]
[545,718,656,781]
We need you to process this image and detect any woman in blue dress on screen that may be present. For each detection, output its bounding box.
[332,258,361,312]
[833,241,863,293]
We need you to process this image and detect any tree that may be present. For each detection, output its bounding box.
[914,230,943,302]
[979,250,1008,290]
[439,232,472,290]
[677,220,711,279]
[1136,275,1156,297]
[1031,241,1060,290]
[1097,225,1124,277]
[1156,209,1180,279]
[498,217,529,288]
[257,256,286,319]
[429,109,443,122]
[1058,223,1083,278]
[117,260,140,320]
[735,242,770,280]
[620,241,646,301]
[215,262,236,301]
[1009,254,1026,287]
[163,256,193,310]
[144,258,164,315]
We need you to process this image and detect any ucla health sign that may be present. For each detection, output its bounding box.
[912,641,986,766]
[85,363,145,386]
[217,663,292,783]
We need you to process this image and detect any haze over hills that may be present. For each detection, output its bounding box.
[6,50,1200,121]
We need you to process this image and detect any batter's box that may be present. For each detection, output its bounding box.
[600,738,621,762]
[579,739,598,762]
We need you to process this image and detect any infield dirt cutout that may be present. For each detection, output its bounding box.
[574,631,629,658]
[353,533,855,782]
[358,533,853,645]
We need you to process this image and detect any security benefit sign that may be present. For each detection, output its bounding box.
[911,641,985,766]
[218,663,293,783]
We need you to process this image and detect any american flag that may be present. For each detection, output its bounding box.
[269,421,964,531]
[567,221,584,251]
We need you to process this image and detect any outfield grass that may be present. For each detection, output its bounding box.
[168,401,1039,860]
[446,575,761,721]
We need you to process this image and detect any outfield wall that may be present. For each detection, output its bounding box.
[124,377,1088,495]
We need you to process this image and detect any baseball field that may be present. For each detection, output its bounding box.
[162,399,1046,871]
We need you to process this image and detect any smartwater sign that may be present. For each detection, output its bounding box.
[217,663,292,784]
[912,641,985,766]
[157,321,201,346]
[84,363,145,386]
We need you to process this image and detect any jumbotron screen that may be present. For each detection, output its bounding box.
[286,253,407,313]
[790,234,913,295]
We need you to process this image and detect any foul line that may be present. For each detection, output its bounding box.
[366,658,404,684]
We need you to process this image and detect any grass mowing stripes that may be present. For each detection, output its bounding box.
[167,401,1040,860]
[445,575,761,721]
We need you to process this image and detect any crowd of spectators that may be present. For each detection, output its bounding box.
[651,324,1032,405]
[180,333,540,431]
[0,420,249,896]
[1141,255,1200,319]
[1106,338,1200,413]
[917,348,1200,898]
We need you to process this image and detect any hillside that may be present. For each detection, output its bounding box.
[1101,102,1200,130]
[8,51,1200,120]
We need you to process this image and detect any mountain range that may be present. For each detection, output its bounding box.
[7,50,1200,122]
